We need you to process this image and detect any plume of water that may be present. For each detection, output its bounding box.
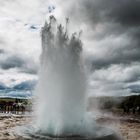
[34,16,96,137]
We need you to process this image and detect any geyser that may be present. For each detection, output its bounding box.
[35,15,95,137]
[17,16,121,140]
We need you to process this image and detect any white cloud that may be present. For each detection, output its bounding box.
[0,0,139,96]
[88,63,140,96]
[91,63,140,82]
[0,68,37,87]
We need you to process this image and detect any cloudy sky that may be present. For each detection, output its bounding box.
[0,0,140,96]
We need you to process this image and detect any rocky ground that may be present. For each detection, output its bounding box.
[0,113,139,140]
[0,114,29,140]
[119,121,140,140]
[97,115,140,140]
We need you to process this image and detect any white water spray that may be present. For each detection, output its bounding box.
[15,15,120,140]
[34,16,95,137]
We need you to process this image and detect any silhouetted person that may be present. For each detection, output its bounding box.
[12,102,17,114]
[123,106,126,114]
[21,104,25,114]
[0,102,5,113]
[138,106,140,114]
[3,101,6,113]
[126,106,130,114]
[132,107,136,114]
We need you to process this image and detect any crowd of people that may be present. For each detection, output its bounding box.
[0,99,31,114]
[123,105,140,115]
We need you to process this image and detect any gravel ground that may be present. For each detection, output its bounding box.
[0,114,139,140]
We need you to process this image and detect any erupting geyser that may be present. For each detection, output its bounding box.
[35,15,95,137]
[17,16,120,140]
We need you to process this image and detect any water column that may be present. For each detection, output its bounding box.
[35,16,94,136]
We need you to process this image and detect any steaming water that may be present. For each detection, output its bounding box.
[34,16,96,137]
[14,16,120,140]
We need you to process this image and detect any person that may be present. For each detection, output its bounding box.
[12,102,17,114]
[126,106,130,114]
[0,101,5,113]
[123,106,126,114]
[136,106,140,114]
[21,103,25,114]
[132,107,136,114]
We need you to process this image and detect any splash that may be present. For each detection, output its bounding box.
[34,16,95,137]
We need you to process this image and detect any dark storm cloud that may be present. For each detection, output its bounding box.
[0,56,25,70]
[87,42,140,70]
[127,85,140,93]
[80,0,140,32]
[65,0,140,96]
[0,55,38,74]
[72,0,140,69]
